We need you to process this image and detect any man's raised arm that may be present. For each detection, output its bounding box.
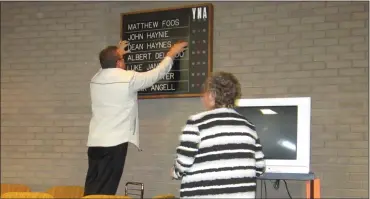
[126,41,188,91]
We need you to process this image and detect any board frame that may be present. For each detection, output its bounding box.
[120,3,214,99]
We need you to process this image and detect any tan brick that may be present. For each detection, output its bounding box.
[313,7,338,15]
[352,60,368,68]
[313,69,338,77]
[339,68,365,76]
[314,54,338,61]
[302,47,325,55]
[219,45,242,52]
[278,48,300,56]
[301,62,326,70]
[242,14,265,22]
[339,4,366,13]
[264,87,288,94]
[66,10,85,17]
[350,141,368,149]
[289,24,312,32]
[275,33,300,41]
[263,57,287,64]
[351,12,369,19]
[264,26,288,34]
[253,20,276,27]
[302,16,325,24]
[277,18,300,25]
[277,2,300,12]
[339,20,366,28]
[349,157,368,164]
[231,7,254,15]
[253,50,275,57]
[286,71,312,78]
[62,140,81,146]
[339,36,365,44]
[325,13,351,22]
[325,141,350,148]
[301,31,325,39]
[312,85,339,93]
[252,65,275,72]
[289,39,313,47]
[275,63,300,71]
[325,29,351,37]
[301,1,326,8]
[253,5,277,13]
[339,52,366,60]
[84,10,103,17]
[349,173,368,181]
[327,45,351,53]
[264,42,288,50]
[311,148,338,156]
[351,28,368,36]
[314,22,338,30]
[242,43,264,50]
[337,133,365,141]
[314,38,338,46]
[48,24,65,30]
[326,61,352,68]
[290,9,315,18]
[232,22,252,29]
[352,44,368,51]
[254,35,276,43]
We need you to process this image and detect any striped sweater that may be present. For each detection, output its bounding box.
[172,108,265,198]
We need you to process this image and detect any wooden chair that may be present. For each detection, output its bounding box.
[1,192,54,198]
[46,185,84,198]
[83,195,132,199]
[0,184,31,195]
[153,194,176,199]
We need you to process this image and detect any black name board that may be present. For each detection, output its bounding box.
[121,4,213,99]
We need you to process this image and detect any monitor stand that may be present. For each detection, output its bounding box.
[257,172,317,199]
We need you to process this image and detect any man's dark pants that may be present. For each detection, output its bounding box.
[84,142,128,196]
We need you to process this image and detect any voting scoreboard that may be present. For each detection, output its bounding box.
[121,4,213,99]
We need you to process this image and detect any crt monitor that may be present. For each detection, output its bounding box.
[235,105,298,160]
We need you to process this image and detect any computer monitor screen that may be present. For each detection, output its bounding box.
[235,106,298,160]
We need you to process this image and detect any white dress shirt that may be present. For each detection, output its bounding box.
[87,56,174,148]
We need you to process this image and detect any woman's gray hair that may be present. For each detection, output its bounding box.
[205,71,242,108]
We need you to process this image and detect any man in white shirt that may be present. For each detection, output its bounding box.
[84,40,188,196]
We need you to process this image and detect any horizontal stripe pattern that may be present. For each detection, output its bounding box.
[172,108,265,198]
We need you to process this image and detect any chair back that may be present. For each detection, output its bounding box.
[1,184,31,195]
[46,185,84,198]
[125,182,144,199]
[83,195,131,199]
[1,192,54,198]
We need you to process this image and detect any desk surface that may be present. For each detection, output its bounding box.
[258,172,315,181]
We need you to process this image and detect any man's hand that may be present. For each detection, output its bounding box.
[117,40,130,58]
[166,41,188,60]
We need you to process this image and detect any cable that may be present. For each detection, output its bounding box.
[273,180,280,190]
[283,180,293,199]
[259,179,292,199]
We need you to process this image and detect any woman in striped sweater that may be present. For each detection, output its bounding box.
[171,72,266,198]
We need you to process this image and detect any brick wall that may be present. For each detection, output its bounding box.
[1,1,368,198]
